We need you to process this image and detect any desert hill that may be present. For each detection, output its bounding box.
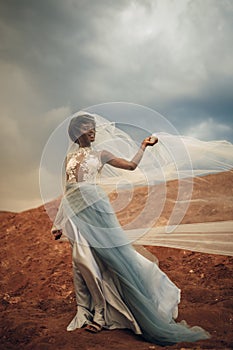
[0,171,233,349]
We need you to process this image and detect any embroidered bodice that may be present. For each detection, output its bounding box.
[66,147,103,184]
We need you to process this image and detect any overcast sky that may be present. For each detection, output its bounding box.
[1,0,233,212]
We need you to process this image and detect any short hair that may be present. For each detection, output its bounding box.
[68,114,96,142]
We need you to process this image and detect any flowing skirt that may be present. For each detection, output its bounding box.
[55,182,210,345]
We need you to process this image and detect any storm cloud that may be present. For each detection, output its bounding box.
[0,0,232,211]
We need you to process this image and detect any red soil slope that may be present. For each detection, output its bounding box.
[0,171,233,349]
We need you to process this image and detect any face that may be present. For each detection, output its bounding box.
[78,122,96,144]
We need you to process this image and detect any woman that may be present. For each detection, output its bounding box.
[52,113,210,345]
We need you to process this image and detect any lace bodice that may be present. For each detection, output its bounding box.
[66,147,103,184]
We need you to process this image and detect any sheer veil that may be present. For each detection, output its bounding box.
[40,109,233,256]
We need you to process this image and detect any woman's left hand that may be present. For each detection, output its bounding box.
[142,136,158,148]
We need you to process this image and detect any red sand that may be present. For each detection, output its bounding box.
[1,171,233,349]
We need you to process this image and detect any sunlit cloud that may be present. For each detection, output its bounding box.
[184,118,232,141]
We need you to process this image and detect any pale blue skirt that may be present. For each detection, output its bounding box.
[58,182,210,345]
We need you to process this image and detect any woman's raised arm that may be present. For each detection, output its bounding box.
[101,136,158,171]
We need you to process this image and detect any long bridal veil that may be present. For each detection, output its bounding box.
[39,104,233,256]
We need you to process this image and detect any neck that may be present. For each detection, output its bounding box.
[76,141,91,148]
[79,145,91,149]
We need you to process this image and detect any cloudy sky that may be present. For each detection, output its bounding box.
[0,0,233,212]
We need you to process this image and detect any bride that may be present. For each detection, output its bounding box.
[51,112,210,346]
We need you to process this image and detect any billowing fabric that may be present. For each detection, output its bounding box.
[65,220,142,333]
[55,173,210,345]
[42,111,233,255]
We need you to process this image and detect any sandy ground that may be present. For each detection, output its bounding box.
[0,171,233,349]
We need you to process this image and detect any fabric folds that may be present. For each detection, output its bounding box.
[55,182,210,345]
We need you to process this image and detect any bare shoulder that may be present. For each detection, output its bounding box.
[100,149,116,164]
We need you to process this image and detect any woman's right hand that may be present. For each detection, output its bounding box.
[51,227,63,240]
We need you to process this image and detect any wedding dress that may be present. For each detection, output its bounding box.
[53,146,210,345]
